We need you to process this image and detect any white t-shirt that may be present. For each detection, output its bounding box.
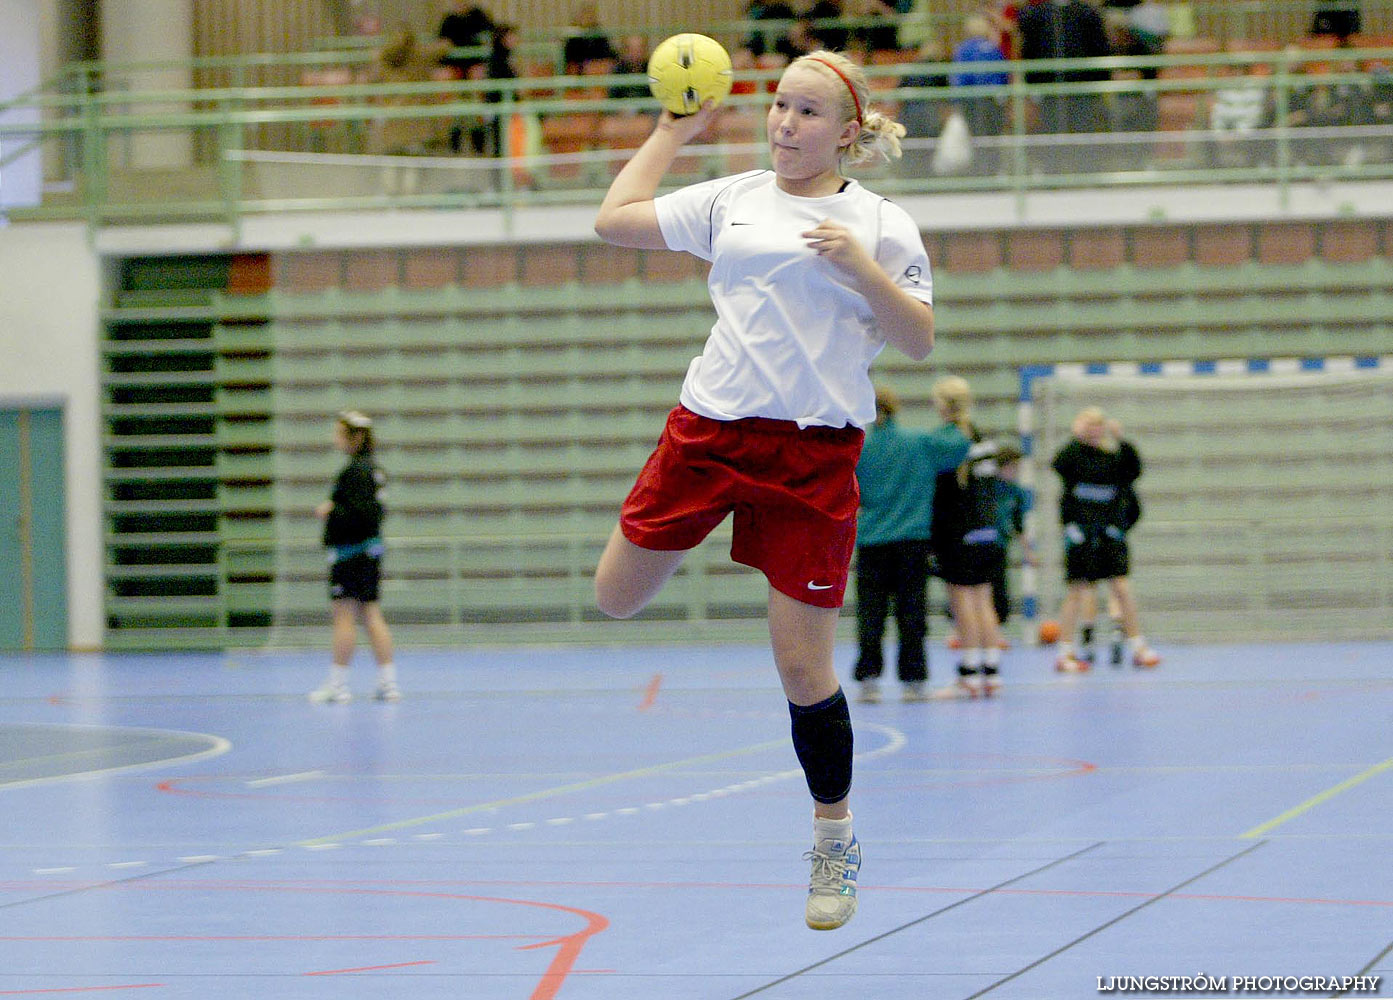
[654,170,933,429]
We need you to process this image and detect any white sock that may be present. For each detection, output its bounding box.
[1128,635,1148,653]
[1058,641,1075,657]
[964,647,984,670]
[984,646,1001,668]
[814,813,853,845]
[327,664,349,684]
[377,662,397,683]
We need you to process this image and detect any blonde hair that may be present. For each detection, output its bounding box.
[791,50,906,168]
[873,384,900,420]
[1072,406,1106,435]
[964,14,992,38]
[1072,406,1116,451]
[932,375,972,431]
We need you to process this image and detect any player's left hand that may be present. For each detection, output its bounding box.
[802,218,873,276]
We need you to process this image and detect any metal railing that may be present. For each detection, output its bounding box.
[5,47,1393,233]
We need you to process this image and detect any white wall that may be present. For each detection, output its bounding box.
[0,0,43,210]
[0,221,103,649]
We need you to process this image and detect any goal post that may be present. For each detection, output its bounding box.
[1018,356,1393,643]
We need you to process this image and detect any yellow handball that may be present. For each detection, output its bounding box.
[647,33,733,116]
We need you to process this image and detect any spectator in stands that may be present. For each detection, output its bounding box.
[1311,1,1362,40]
[744,0,799,59]
[849,0,904,54]
[310,411,400,704]
[472,23,521,158]
[609,34,651,100]
[898,40,951,175]
[981,1,1023,60]
[1104,1,1168,132]
[1289,59,1360,166]
[807,0,852,52]
[783,15,823,60]
[563,3,618,74]
[1018,0,1111,168]
[1051,407,1160,673]
[1361,64,1393,161]
[438,0,495,79]
[852,384,971,704]
[1209,62,1274,168]
[593,50,932,931]
[367,28,449,180]
[1125,0,1170,63]
[950,14,1009,171]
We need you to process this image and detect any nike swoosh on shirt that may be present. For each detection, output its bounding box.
[807,582,834,590]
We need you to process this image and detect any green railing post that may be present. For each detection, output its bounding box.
[81,77,105,230]
[1274,47,1293,212]
[1009,65,1029,219]
[500,88,516,213]
[218,94,243,237]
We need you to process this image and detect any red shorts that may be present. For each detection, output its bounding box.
[620,406,864,608]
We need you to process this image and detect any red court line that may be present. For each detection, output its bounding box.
[305,960,436,976]
[35,876,1388,910]
[0,935,537,942]
[638,672,662,711]
[27,881,609,1000]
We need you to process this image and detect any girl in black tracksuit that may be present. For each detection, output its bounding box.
[933,430,1008,695]
[1050,408,1160,672]
[927,376,1010,697]
[309,411,400,703]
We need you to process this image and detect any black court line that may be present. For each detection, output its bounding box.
[725,841,1106,1000]
[1330,938,1392,998]
[963,839,1270,998]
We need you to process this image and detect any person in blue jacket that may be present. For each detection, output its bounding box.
[853,384,971,703]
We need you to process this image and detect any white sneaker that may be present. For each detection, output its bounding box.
[373,679,401,702]
[804,833,861,930]
[308,680,352,704]
[901,681,929,702]
[857,679,882,704]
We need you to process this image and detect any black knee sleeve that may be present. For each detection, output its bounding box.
[789,688,854,804]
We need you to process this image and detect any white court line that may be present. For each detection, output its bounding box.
[0,725,232,791]
[246,770,325,787]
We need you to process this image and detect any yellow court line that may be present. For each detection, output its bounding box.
[298,737,788,846]
[1241,756,1393,839]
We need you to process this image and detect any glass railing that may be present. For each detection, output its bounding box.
[4,47,1392,232]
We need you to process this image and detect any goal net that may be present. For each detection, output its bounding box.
[1022,358,1393,643]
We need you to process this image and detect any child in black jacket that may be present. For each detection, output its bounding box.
[310,411,399,703]
[1051,408,1160,672]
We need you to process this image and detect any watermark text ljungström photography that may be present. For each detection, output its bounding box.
[1096,974,1383,995]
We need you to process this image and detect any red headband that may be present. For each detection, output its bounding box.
[807,56,863,125]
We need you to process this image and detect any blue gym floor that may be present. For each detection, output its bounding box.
[0,639,1389,999]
